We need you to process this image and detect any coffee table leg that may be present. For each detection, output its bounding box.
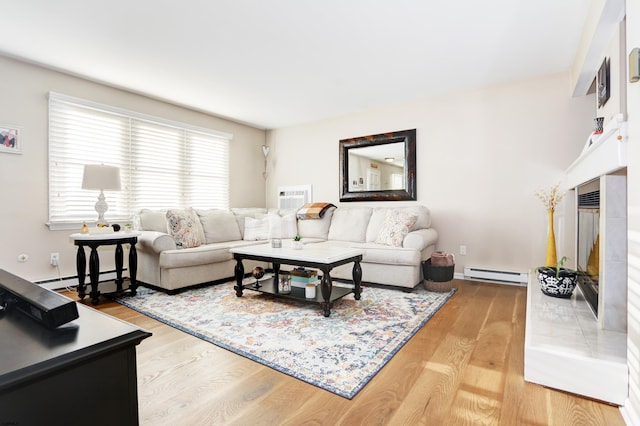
[352,260,362,300]
[234,258,244,297]
[320,269,333,317]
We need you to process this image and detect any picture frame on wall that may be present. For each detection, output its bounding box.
[0,124,22,154]
[597,57,610,108]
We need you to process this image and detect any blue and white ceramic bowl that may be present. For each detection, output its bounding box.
[537,267,578,298]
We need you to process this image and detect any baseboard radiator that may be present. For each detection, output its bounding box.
[463,267,528,285]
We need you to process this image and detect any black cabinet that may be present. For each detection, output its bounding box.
[0,300,151,425]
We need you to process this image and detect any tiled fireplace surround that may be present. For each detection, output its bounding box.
[524,114,628,405]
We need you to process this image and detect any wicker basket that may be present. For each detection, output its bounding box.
[422,258,455,292]
[424,280,453,292]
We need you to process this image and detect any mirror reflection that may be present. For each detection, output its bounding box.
[347,142,405,191]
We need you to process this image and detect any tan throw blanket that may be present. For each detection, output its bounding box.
[297,202,336,220]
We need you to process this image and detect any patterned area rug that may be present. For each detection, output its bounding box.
[114,280,456,399]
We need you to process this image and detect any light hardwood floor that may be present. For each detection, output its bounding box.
[64,279,625,425]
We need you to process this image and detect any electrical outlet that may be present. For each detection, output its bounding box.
[50,252,60,266]
[459,245,467,256]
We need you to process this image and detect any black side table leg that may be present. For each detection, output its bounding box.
[76,246,86,299]
[89,246,100,305]
[129,244,138,296]
[115,243,124,292]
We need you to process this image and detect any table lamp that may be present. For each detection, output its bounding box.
[82,164,121,225]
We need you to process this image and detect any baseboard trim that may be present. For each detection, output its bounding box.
[36,270,122,291]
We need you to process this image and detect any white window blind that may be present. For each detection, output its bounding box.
[48,92,231,229]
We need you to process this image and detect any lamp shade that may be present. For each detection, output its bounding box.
[82,164,121,191]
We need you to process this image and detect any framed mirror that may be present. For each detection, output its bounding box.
[339,129,416,202]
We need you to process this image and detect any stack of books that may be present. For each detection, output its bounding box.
[290,267,319,288]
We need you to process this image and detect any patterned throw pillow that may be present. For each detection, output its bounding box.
[166,208,205,248]
[375,210,418,247]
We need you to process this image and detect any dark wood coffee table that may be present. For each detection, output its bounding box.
[230,244,363,317]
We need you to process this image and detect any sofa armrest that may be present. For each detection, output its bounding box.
[137,230,177,253]
[403,228,438,250]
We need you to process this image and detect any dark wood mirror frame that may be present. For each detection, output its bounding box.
[339,129,417,202]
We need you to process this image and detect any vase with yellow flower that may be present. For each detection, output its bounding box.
[534,182,565,267]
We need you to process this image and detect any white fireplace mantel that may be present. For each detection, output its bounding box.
[565,113,628,189]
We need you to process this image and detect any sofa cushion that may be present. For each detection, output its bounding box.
[137,209,168,232]
[196,209,242,244]
[327,207,372,243]
[159,243,234,268]
[374,209,418,247]
[243,216,269,241]
[166,208,205,248]
[297,206,336,239]
[268,211,298,239]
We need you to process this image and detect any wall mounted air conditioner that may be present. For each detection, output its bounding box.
[464,267,528,285]
[278,185,312,210]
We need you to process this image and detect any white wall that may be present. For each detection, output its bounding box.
[0,55,266,283]
[267,72,594,274]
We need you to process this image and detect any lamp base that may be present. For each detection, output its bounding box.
[95,190,109,226]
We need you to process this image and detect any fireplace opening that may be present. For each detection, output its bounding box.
[577,179,600,316]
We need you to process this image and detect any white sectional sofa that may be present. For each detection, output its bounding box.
[134,205,438,293]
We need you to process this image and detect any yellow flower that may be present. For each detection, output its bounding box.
[534,182,565,210]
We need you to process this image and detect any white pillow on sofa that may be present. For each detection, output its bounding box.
[137,209,168,232]
[243,216,269,241]
[268,211,298,239]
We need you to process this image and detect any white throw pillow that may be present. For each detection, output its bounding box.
[375,210,418,247]
[137,209,168,232]
[165,208,205,248]
[268,211,298,239]
[243,216,269,241]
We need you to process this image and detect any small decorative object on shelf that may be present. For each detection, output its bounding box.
[594,117,604,134]
[537,256,578,298]
[112,223,121,232]
[252,267,265,287]
[305,282,316,299]
[124,223,133,232]
[292,235,303,250]
[278,274,291,294]
[271,239,282,248]
[81,222,89,234]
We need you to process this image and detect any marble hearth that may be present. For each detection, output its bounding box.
[524,276,627,404]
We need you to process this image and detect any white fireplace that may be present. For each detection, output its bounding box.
[566,113,628,332]
[524,114,628,404]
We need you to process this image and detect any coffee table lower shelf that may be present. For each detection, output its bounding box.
[242,279,354,310]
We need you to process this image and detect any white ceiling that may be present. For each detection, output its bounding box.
[0,1,591,129]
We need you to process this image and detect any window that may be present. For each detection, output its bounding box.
[48,92,232,230]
